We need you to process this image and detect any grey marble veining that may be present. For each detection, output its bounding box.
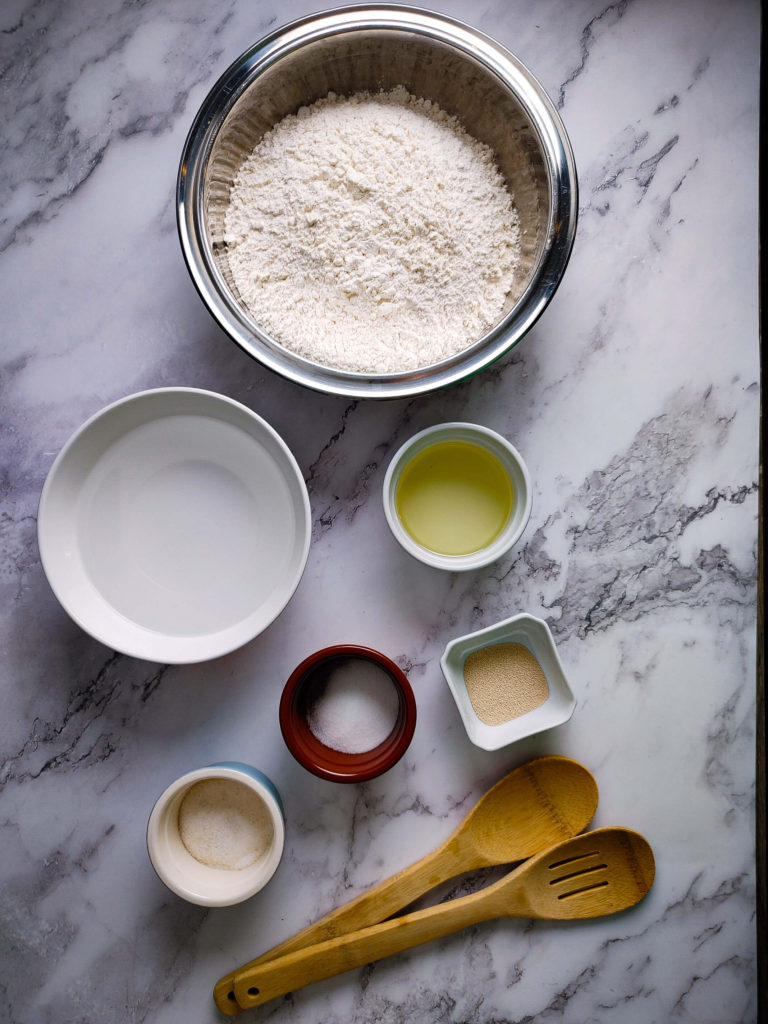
[0,0,760,1022]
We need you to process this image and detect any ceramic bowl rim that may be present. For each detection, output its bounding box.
[37,387,311,663]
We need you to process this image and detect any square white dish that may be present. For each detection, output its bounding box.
[440,613,576,750]
[37,388,311,663]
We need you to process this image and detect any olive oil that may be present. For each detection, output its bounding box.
[395,440,514,555]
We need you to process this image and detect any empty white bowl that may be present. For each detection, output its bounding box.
[440,613,576,750]
[383,423,532,571]
[37,388,311,663]
[147,762,285,907]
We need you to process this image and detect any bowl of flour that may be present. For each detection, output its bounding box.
[178,7,577,398]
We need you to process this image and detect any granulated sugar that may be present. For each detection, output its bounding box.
[464,642,549,725]
[307,659,400,753]
[178,778,274,871]
[224,86,521,374]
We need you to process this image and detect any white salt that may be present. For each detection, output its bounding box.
[307,659,400,754]
[178,778,274,871]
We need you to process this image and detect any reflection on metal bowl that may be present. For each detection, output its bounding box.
[178,6,577,399]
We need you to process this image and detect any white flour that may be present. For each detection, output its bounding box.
[224,86,521,374]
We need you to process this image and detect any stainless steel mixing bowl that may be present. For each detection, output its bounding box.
[177,6,577,399]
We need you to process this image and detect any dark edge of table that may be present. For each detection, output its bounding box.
[757,10,765,1020]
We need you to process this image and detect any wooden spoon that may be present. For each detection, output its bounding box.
[233,827,654,1009]
[214,755,597,1014]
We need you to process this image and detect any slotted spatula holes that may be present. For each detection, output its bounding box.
[557,879,609,900]
[550,864,608,886]
[547,850,609,899]
[547,850,600,870]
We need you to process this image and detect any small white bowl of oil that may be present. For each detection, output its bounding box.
[383,423,532,571]
[440,613,576,750]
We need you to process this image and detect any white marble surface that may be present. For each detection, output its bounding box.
[0,1,760,1021]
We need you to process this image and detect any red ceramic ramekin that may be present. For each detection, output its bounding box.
[279,644,417,783]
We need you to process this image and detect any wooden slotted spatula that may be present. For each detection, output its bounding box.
[233,827,654,1010]
[214,756,598,1014]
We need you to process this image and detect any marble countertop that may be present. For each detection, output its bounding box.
[0,1,760,1022]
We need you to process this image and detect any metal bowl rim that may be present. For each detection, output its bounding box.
[177,4,578,398]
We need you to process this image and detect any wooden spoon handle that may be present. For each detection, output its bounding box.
[233,880,515,1009]
[214,839,467,1014]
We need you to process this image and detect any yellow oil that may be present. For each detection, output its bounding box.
[395,440,514,556]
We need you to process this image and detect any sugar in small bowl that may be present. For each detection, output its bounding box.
[280,645,417,783]
[146,762,285,907]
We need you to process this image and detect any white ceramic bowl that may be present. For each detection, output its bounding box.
[382,423,532,571]
[147,763,285,907]
[37,388,311,663]
[440,613,576,750]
